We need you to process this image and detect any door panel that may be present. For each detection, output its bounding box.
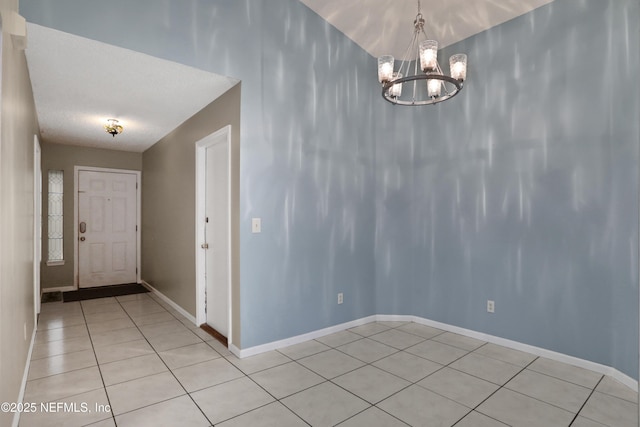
[78,171,137,288]
[205,140,230,337]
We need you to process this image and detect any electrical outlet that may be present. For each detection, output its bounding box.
[487,300,495,313]
[337,293,343,304]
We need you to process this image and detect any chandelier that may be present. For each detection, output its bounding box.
[377,1,467,106]
[104,119,123,137]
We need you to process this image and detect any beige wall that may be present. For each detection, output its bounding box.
[0,4,40,426]
[142,83,241,344]
[40,143,142,289]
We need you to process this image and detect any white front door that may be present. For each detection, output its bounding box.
[78,170,138,288]
[204,135,230,337]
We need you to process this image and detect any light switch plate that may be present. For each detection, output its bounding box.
[252,218,261,233]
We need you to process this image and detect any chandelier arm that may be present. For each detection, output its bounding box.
[397,30,417,80]
[435,62,451,96]
[412,42,420,103]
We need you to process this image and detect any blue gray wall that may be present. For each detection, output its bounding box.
[21,0,639,378]
[20,0,378,348]
[375,0,639,378]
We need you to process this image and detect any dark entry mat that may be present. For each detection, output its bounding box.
[63,283,149,302]
[41,291,62,303]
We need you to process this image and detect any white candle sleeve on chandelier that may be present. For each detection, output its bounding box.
[450,54,467,81]
[378,55,394,83]
[389,72,403,97]
[419,40,438,72]
[428,79,442,98]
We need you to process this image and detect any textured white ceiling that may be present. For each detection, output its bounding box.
[25,24,238,153]
[300,0,554,59]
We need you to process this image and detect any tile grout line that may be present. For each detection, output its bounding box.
[568,375,605,427]
[230,361,313,426]
[66,296,211,425]
[328,324,467,425]
[451,356,540,426]
[496,367,607,418]
[222,326,403,426]
[325,323,485,426]
[110,294,219,426]
[334,325,540,427]
[293,325,435,426]
[112,293,306,425]
[79,299,119,427]
[104,293,307,425]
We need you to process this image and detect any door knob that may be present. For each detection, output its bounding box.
[201,243,209,249]
[79,222,86,233]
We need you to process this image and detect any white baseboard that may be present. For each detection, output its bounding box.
[229,316,377,359]
[141,280,197,326]
[383,315,638,392]
[12,326,37,427]
[133,282,638,392]
[234,313,638,392]
[40,285,75,293]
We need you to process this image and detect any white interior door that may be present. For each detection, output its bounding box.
[78,170,137,288]
[204,137,230,337]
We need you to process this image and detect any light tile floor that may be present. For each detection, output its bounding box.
[20,293,638,427]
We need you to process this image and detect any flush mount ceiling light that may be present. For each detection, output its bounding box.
[104,119,123,137]
[377,0,468,106]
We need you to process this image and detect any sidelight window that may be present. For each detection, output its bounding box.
[47,170,64,265]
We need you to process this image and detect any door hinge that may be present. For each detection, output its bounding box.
[136,182,138,190]
[206,217,209,223]
[136,225,138,231]
[204,289,207,314]
[136,268,138,274]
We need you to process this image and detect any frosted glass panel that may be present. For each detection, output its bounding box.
[48,216,63,239]
[48,170,63,194]
[48,170,64,261]
[48,239,63,262]
[48,193,63,215]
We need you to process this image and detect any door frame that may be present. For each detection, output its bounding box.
[73,166,141,289]
[33,135,41,322]
[195,125,233,343]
